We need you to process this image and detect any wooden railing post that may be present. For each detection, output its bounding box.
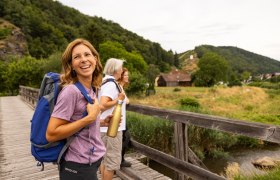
[174,122,188,180]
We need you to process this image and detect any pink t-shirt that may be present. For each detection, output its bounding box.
[51,84,105,164]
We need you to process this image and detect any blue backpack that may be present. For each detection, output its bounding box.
[30,72,93,170]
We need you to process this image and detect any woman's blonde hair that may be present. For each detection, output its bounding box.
[60,38,103,88]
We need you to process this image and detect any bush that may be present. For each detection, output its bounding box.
[180,97,200,108]
[173,87,181,92]
[0,28,12,39]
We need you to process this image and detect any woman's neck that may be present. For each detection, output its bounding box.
[77,77,92,88]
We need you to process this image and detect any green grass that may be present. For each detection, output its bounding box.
[235,167,280,180]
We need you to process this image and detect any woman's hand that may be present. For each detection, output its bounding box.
[86,98,100,123]
[118,92,125,101]
[101,114,113,127]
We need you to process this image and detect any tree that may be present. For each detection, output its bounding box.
[81,22,105,51]
[99,41,148,74]
[4,56,45,93]
[0,61,7,92]
[241,71,251,83]
[194,52,229,87]
[174,52,180,68]
[146,64,160,85]
[125,71,146,96]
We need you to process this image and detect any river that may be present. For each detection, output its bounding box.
[203,144,280,177]
[134,144,280,179]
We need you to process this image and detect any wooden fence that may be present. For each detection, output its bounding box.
[19,85,280,180]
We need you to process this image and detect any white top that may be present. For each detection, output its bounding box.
[99,75,126,132]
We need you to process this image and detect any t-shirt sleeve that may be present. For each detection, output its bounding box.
[51,85,78,121]
[100,82,119,100]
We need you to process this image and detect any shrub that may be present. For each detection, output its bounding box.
[173,87,181,92]
[180,97,200,108]
[0,28,12,39]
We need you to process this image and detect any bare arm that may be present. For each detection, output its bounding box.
[46,99,100,142]
[100,92,125,111]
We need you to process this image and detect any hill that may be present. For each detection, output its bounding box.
[180,45,280,75]
[0,18,28,60]
[0,0,175,71]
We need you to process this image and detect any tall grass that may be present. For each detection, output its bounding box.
[126,111,174,154]
[130,86,280,125]
[234,167,280,180]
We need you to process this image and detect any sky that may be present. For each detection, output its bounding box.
[57,0,280,61]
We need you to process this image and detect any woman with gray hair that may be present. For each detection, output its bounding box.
[99,58,126,180]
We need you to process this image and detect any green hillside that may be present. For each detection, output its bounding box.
[193,45,280,75]
[0,0,175,71]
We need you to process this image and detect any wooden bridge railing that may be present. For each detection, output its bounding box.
[19,85,39,108]
[19,85,280,180]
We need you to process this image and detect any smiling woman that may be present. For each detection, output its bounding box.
[46,38,113,180]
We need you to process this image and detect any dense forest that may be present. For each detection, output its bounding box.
[0,0,177,71]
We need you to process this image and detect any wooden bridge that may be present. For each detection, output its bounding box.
[0,95,173,180]
[1,86,280,180]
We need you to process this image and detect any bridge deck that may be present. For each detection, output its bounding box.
[0,96,171,180]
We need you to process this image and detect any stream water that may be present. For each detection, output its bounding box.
[135,144,280,179]
[203,144,280,176]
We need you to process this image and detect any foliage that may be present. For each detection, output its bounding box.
[173,52,180,68]
[179,97,200,108]
[0,0,176,69]
[99,41,148,74]
[0,27,12,39]
[188,126,237,160]
[129,86,280,159]
[3,56,45,93]
[127,111,174,154]
[0,60,7,92]
[234,166,280,180]
[43,52,62,73]
[146,64,160,86]
[194,45,280,75]
[125,70,146,96]
[248,81,280,90]
[228,72,242,87]
[235,136,262,148]
[173,87,181,92]
[241,71,251,81]
[194,52,230,87]
[270,75,280,83]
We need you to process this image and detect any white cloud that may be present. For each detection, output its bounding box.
[58,0,280,60]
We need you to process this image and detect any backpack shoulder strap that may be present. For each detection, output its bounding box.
[102,78,122,93]
[74,82,93,104]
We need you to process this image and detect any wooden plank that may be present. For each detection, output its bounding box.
[1,96,173,180]
[127,104,280,143]
[131,139,225,180]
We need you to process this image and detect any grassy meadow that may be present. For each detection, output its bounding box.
[130,86,280,125]
[127,86,280,179]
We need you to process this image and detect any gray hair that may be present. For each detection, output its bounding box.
[103,58,125,75]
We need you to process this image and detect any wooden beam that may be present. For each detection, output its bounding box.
[131,139,225,180]
[127,104,280,144]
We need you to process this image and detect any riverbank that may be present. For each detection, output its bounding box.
[203,144,280,177]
